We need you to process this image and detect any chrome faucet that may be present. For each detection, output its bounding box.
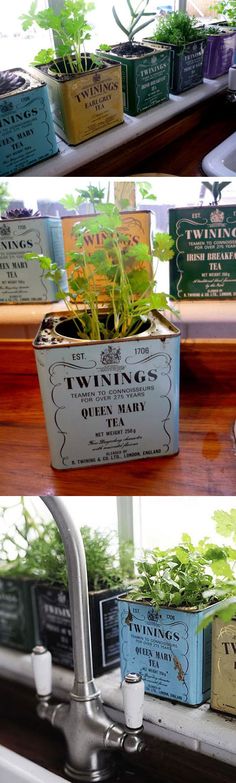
[32,497,145,782]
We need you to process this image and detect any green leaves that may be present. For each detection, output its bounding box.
[153,232,175,262]
[112,0,156,42]
[130,520,236,616]
[25,187,176,340]
[31,49,56,66]
[20,0,95,74]
[0,499,132,591]
[0,181,11,215]
[213,509,236,541]
[153,11,207,45]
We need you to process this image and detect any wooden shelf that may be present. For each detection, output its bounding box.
[0,338,235,496]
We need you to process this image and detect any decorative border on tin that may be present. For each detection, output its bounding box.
[48,349,173,466]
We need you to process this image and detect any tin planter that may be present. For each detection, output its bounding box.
[33,310,180,470]
[211,616,236,716]
[32,582,124,676]
[203,29,236,79]
[145,37,205,94]
[0,68,58,175]
[62,210,153,301]
[30,56,123,145]
[96,42,171,115]
[0,576,36,653]
[118,595,222,706]
[0,216,66,303]
[169,204,236,299]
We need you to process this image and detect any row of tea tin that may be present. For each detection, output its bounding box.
[0,576,235,716]
[1,204,236,302]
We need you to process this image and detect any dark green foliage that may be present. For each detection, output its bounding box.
[152,11,208,45]
[0,499,134,591]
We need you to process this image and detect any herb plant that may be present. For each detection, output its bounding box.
[0,499,133,591]
[25,197,175,341]
[60,182,156,214]
[112,0,156,43]
[152,11,208,45]
[129,524,236,621]
[201,180,231,205]
[20,0,97,75]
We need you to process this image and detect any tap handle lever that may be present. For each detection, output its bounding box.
[122,673,144,730]
[32,645,52,699]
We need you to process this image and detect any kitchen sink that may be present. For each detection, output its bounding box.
[0,745,65,783]
[202,132,236,175]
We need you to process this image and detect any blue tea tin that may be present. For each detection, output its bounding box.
[0,69,58,175]
[0,216,67,302]
[118,596,220,706]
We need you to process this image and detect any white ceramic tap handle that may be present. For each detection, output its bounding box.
[122,673,144,729]
[228,65,236,91]
[32,645,52,698]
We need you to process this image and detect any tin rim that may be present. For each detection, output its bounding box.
[53,313,154,342]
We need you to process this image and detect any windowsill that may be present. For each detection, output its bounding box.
[0,647,235,768]
[0,299,236,339]
[15,75,228,177]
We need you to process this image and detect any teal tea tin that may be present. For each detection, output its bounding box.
[0,68,58,175]
[118,596,220,705]
[169,204,236,299]
[0,216,67,302]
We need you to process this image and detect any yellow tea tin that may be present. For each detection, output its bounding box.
[211,617,236,716]
[31,61,123,145]
[62,210,153,301]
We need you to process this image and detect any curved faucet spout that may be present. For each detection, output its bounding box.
[40,496,99,700]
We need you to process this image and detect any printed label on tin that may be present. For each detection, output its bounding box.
[177,42,204,92]
[169,205,236,299]
[99,595,120,667]
[36,333,179,469]
[0,86,58,175]
[49,64,123,144]
[0,218,64,302]
[118,600,211,705]
[135,52,170,112]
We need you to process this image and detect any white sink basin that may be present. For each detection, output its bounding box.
[0,745,65,783]
[202,132,236,175]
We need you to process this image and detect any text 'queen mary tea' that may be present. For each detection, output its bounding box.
[0,69,58,175]
[118,596,220,706]
[33,312,180,470]
[0,217,66,303]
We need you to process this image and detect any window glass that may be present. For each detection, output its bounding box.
[0,0,51,71]
[133,496,236,551]
[0,496,118,562]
